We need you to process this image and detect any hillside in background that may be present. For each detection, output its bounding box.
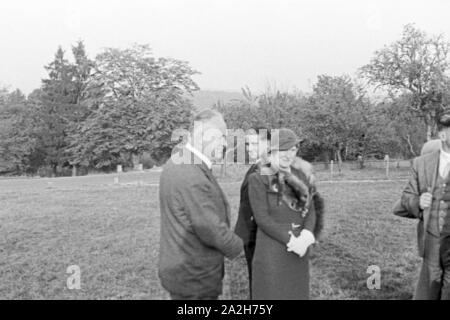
[188,90,243,110]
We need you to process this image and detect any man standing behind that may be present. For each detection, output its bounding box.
[397,112,450,299]
[158,109,243,300]
[234,127,271,298]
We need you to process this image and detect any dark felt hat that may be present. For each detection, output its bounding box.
[270,128,301,151]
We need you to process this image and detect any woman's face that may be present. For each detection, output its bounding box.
[270,146,298,170]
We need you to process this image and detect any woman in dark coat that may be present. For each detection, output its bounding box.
[248,128,323,300]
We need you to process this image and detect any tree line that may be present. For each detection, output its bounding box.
[1,24,450,176]
[0,43,198,176]
[216,24,450,164]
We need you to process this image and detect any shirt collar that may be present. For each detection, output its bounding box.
[185,142,212,170]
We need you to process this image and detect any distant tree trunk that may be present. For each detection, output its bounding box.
[335,142,343,173]
[425,114,437,141]
[358,155,364,169]
[336,149,343,173]
[427,123,432,141]
[402,134,418,158]
[51,163,57,177]
[323,151,330,169]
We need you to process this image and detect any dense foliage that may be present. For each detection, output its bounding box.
[0,43,198,175]
[1,24,450,175]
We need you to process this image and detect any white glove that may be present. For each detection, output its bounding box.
[287,230,315,257]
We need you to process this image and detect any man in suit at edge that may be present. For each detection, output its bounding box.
[396,112,450,299]
[158,109,243,300]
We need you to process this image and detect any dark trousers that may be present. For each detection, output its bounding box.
[170,293,218,300]
[244,241,256,299]
[414,233,450,300]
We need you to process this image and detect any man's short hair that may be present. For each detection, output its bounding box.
[437,111,450,132]
[253,126,271,140]
[189,109,223,132]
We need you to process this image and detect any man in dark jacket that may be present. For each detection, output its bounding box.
[158,110,243,300]
[234,127,270,298]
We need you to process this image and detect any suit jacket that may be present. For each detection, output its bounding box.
[234,164,259,246]
[158,146,243,297]
[396,150,440,258]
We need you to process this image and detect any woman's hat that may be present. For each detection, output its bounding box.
[270,128,301,151]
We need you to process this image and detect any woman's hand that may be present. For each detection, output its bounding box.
[287,230,315,257]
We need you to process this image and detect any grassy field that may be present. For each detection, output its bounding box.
[0,167,421,299]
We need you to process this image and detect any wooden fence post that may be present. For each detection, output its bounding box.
[385,155,390,179]
[357,155,364,169]
[222,153,227,177]
[330,160,334,179]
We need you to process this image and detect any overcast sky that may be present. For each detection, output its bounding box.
[1,0,450,95]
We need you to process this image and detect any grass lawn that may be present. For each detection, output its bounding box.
[0,168,420,299]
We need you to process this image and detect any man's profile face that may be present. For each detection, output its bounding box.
[247,135,259,160]
[247,132,270,161]
[201,116,227,159]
